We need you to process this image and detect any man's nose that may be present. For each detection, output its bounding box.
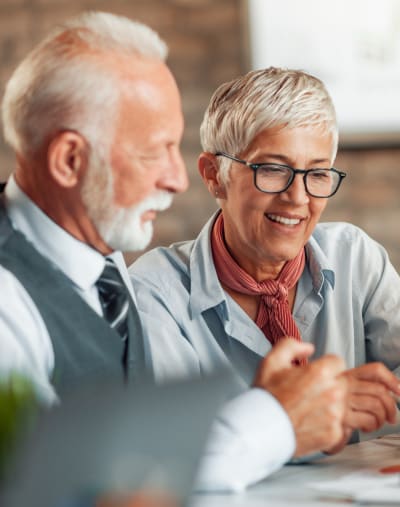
[162,149,189,194]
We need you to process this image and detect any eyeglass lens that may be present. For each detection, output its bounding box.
[255,165,340,197]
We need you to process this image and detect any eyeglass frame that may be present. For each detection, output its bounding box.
[215,151,347,198]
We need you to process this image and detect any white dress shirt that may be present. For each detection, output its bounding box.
[0,181,296,493]
[0,177,134,403]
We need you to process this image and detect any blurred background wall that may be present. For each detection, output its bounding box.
[0,0,399,269]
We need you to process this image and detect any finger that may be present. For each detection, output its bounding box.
[351,388,397,425]
[348,363,400,395]
[349,393,386,427]
[349,377,397,424]
[346,377,389,397]
[254,339,315,387]
[261,338,315,375]
[379,391,398,424]
[346,408,381,433]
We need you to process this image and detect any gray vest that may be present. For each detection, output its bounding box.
[0,194,144,391]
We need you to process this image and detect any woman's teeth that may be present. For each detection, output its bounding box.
[267,214,301,226]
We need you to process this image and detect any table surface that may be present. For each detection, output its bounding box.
[190,434,400,507]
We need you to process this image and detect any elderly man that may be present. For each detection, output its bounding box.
[130,67,400,490]
[0,11,188,397]
[0,12,348,495]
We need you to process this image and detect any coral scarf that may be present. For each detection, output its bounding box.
[211,212,305,350]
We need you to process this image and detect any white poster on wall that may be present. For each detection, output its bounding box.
[248,0,400,143]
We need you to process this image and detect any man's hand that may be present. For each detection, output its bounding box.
[254,338,348,457]
[339,363,400,433]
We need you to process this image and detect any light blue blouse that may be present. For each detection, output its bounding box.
[131,212,400,378]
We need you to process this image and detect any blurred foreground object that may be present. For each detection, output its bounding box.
[0,374,38,479]
[96,490,177,507]
[0,372,232,507]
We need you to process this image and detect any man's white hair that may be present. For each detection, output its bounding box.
[1,11,168,158]
[200,67,339,183]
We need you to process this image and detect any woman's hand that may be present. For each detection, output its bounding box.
[338,363,400,433]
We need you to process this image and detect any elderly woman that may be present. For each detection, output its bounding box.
[130,67,400,489]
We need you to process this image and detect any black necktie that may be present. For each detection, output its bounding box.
[96,258,130,344]
[96,258,146,381]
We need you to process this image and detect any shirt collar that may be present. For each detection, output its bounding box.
[4,176,106,291]
[306,232,336,293]
[189,210,229,318]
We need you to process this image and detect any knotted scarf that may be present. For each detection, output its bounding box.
[211,213,305,355]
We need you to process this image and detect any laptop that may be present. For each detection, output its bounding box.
[1,372,233,507]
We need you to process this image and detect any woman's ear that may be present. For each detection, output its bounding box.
[47,131,89,188]
[198,152,227,199]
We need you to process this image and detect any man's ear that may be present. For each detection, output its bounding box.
[47,131,89,188]
[198,152,227,199]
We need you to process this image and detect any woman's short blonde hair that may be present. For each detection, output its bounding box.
[200,67,338,182]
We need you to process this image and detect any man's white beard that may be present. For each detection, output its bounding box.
[81,152,173,252]
[96,191,173,252]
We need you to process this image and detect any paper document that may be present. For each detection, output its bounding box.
[308,470,400,504]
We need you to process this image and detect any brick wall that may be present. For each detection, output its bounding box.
[332,148,400,270]
[1,0,399,271]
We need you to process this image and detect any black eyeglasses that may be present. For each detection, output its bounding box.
[215,152,346,198]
